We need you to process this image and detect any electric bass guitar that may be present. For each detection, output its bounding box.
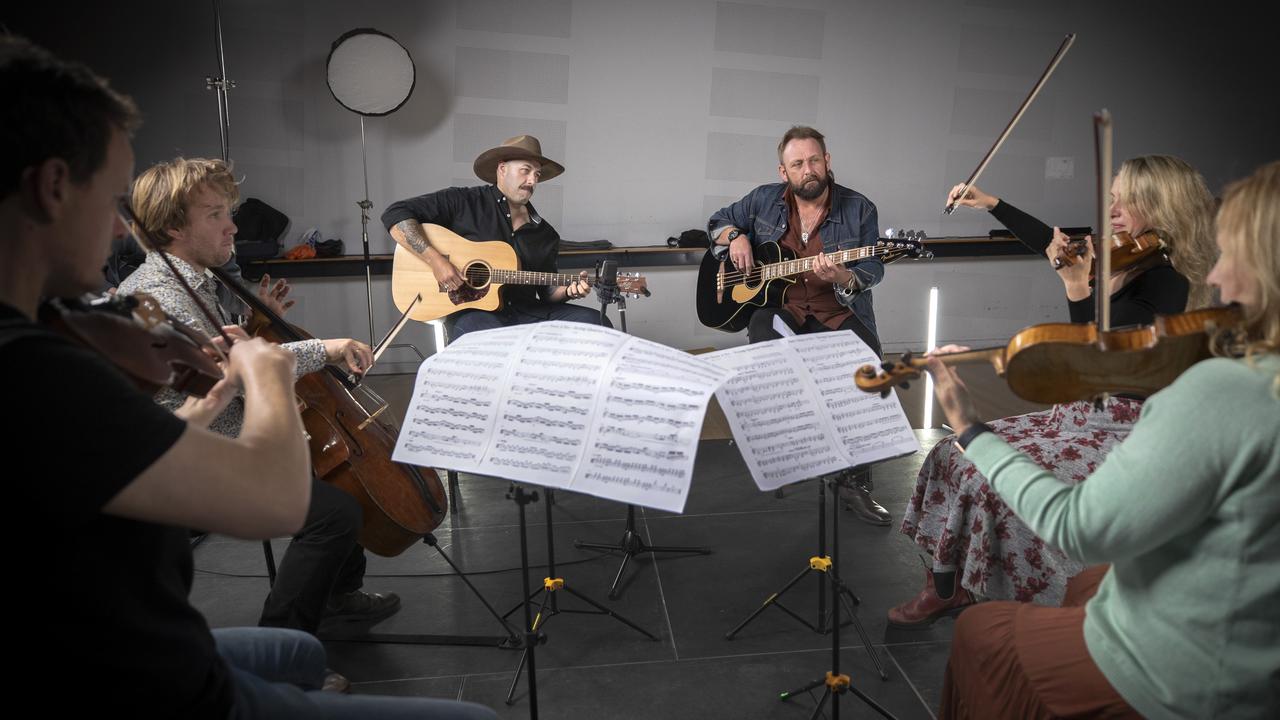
[390,223,648,323]
[695,231,930,331]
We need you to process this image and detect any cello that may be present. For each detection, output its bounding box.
[211,266,448,557]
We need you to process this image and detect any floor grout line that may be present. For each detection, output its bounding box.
[885,645,938,720]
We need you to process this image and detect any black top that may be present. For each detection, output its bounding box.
[2,303,232,718]
[381,184,562,307]
[989,199,1189,325]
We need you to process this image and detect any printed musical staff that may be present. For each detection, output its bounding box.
[704,331,916,491]
[393,321,727,513]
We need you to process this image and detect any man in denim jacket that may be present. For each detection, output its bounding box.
[706,126,890,525]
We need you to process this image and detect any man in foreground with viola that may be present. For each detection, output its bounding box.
[118,157,405,636]
[0,35,497,718]
[923,161,1280,718]
[381,134,604,340]
[707,125,891,525]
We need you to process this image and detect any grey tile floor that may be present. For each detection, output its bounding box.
[189,374,957,719]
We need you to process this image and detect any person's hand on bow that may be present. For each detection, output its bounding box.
[323,338,374,375]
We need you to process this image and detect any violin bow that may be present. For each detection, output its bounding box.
[1094,109,1113,332]
[944,33,1076,215]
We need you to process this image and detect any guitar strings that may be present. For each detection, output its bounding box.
[716,246,906,286]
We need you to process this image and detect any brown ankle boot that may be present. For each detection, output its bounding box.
[887,568,975,628]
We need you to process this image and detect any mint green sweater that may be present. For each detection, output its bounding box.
[966,355,1280,719]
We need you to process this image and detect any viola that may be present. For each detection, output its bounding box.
[856,306,1243,405]
[210,266,447,557]
[40,293,223,397]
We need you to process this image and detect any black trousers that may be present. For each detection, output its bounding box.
[258,479,366,633]
[746,307,882,358]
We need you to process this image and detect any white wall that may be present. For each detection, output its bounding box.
[14,0,1276,365]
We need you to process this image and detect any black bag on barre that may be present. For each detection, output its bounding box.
[667,228,710,248]
[232,198,288,261]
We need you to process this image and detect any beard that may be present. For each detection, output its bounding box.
[790,172,830,201]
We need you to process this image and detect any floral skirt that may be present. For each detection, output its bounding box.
[900,398,1142,605]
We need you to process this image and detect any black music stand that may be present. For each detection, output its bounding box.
[725,470,888,682]
[778,474,897,719]
[503,486,659,707]
[573,261,710,599]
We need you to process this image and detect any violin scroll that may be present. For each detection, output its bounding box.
[855,351,925,398]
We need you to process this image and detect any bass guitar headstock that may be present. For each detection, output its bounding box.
[877,229,934,264]
[854,350,925,397]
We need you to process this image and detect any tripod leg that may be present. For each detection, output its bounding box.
[427,535,520,641]
[725,566,813,639]
[845,681,899,719]
[505,647,529,706]
[607,548,633,600]
[836,582,889,680]
[808,689,831,720]
[560,585,658,640]
[778,675,826,701]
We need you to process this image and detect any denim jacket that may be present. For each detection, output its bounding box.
[707,182,883,337]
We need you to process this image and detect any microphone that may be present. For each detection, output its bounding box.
[595,259,620,305]
[598,259,618,289]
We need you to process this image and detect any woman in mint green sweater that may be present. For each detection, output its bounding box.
[929,160,1280,719]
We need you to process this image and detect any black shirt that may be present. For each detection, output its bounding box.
[381,184,562,307]
[990,199,1189,326]
[2,303,232,718]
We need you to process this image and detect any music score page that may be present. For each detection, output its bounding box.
[393,321,726,512]
[703,331,918,491]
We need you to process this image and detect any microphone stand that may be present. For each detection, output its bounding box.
[574,261,712,600]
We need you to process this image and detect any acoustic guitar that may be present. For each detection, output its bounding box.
[390,223,648,323]
[694,231,930,332]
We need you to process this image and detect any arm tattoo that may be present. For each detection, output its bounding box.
[396,219,428,254]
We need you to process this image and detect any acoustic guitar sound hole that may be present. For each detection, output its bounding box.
[466,262,491,289]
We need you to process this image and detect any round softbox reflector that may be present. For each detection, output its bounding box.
[326,28,415,116]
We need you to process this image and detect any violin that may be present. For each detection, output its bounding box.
[858,303,1242,406]
[1052,230,1167,273]
[209,266,448,557]
[40,293,224,397]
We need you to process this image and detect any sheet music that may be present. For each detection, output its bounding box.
[785,332,919,466]
[393,321,727,512]
[573,340,724,511]
[704,331,917,491]
[701,342,849,491]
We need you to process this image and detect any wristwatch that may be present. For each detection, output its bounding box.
[725,229,741,243]
[954,422,993,452]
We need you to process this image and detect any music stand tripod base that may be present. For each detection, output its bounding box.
[777,474,897,720]
[724,476,888,681]
[574,504,712,599]
[502,488,659,708]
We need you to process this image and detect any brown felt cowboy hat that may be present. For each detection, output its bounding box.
[472,135,565,184]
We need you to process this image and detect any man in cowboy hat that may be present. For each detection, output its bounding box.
[381,134,605,339]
